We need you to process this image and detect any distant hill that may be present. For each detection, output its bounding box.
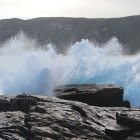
[0,15,140,54]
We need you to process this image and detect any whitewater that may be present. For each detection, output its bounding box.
[0,32,140,107]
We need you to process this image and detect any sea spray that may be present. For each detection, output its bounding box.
[0,32,61,95]
[0,32,140,106]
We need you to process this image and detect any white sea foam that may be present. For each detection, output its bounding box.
[0,32,140,106]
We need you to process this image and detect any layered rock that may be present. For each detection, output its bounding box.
[116,109,140,140]
[0,111,29,140]
[0,94,139,140]
[55,84,130,107]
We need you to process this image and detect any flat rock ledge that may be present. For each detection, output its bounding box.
[55,84,130,107]
[0,94,139,140]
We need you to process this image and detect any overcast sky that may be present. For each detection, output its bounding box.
[0,0,140,19]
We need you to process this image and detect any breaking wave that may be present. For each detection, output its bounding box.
[0,32,140,106]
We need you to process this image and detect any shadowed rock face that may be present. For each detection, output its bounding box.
[116,109,140,140]
[55,84,130,107]
[0,93,139,140]
[117,109,140,130]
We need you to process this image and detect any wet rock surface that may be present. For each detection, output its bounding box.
[0,94,139,140]
[0,111,29,140]
[116,109,140,130]
[55,84,130,107]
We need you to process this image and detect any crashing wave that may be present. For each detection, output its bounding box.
[0,32,140,106]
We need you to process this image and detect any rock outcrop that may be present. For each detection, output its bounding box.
[0,93,139,140]
[55,84,130,107]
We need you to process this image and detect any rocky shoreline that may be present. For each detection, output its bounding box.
[0,84,139,140]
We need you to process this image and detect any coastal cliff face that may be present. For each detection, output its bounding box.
[0,84,139,140]
[0,15,140,54]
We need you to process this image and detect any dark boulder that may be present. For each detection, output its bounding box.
[116,109,140,130]
[55,84,130,107]
[0,95,15,112]
[105,125,132,140]
[10,96,37,113]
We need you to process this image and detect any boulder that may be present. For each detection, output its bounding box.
[0,93,139,140]
[55,84,130,107]
[116,109,140,130]
[0,95,10,112]
[105,125,132,139]
[10,95,37,113]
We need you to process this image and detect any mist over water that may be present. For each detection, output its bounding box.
[0,32,140,106]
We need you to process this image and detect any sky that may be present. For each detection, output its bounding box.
[0,0,140,19]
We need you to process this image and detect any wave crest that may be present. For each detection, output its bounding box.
[0,32,140,106]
